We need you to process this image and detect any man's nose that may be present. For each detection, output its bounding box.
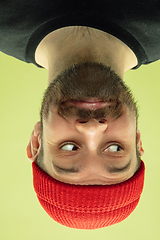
[75,118,108,133]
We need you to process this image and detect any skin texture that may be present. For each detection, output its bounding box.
[27,104,144,185]
[41,106,143,185]
[35,26,138,81]
[27,27,144,185]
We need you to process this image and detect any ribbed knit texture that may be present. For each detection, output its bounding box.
[32,160,145,229]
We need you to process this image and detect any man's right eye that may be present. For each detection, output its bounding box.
[61,143,79,151]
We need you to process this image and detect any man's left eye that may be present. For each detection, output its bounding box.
[61,143,79,151]
[105,145,122,153]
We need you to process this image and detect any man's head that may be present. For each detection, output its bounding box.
[27,62,144,185]
[27,62,145,229]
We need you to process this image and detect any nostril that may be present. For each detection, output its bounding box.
[78,120,88,124]
[98,119,107,124]
[78,119,107,124]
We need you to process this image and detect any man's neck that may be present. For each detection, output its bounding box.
[35,26,138,84]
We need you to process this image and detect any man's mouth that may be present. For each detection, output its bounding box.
[65,99,116,110]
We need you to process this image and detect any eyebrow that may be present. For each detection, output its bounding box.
[53,160,131,174]
[107,160,131,173]
[53,165,79,174]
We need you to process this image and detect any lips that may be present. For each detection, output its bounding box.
[66,99,115,110]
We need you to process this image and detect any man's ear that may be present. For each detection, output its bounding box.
[26,121,41,162]
[136,130,144,156]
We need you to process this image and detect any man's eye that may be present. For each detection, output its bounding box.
[61,143,79,151]
[105,145,122,153]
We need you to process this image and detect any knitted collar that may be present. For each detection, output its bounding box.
[32,160,145,229]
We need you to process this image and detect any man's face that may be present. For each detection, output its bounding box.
[38,62,142,185]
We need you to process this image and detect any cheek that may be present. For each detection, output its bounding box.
[109,116,136,142]
[44,111,76,141]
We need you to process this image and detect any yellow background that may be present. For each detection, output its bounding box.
[0,51,160,239]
